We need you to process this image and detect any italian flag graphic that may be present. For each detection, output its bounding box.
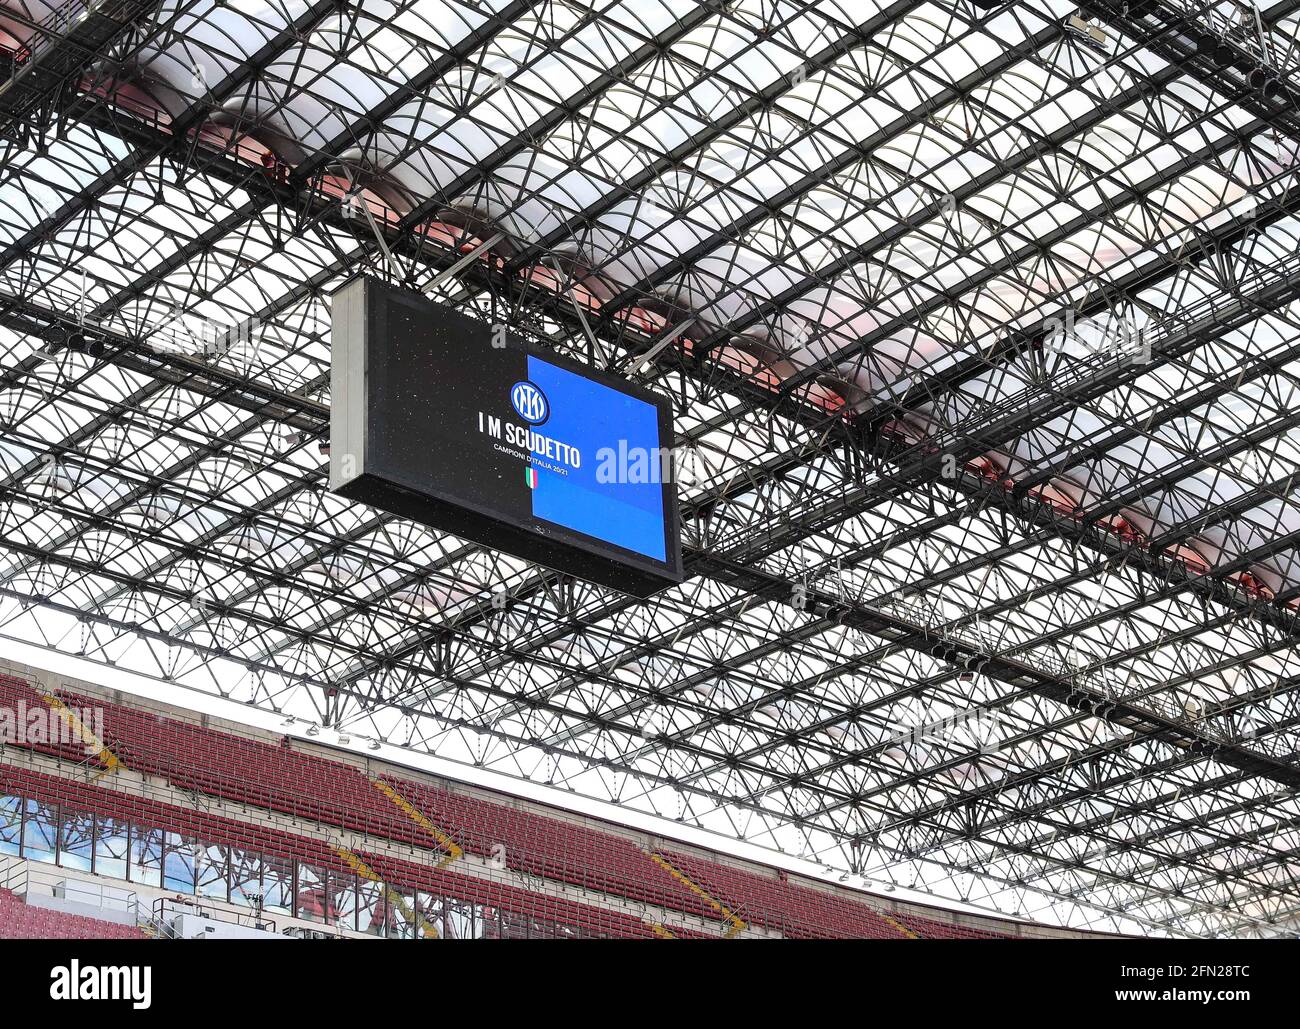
[525,466,538,489]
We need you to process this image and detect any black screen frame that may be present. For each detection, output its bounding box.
[330,276,684,597]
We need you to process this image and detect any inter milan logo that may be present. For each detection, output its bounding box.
[510,380,549,424]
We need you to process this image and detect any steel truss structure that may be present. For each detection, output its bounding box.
[0,0,1298,937]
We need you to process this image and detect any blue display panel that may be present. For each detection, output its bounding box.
[524,356,667,563]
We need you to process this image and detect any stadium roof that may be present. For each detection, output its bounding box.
[0,0,1299,937]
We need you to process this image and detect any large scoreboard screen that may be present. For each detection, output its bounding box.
[329,277,683,597]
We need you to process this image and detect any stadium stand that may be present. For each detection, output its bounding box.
[0,664,1075,939]
[377,775,720,920]
[0,887,146,940]
[0,760,654,939]
[656,849,908,939]
[893,913,1006,940]
[30,679,721,922]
